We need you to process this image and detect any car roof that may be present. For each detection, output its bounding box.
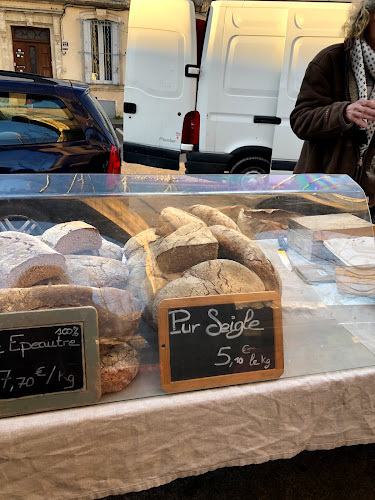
[0,70,89,90]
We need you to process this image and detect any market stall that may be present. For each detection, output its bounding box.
[0,173,374,500]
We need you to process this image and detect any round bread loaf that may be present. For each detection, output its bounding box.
[237,208,297,239]
[188,204,240,232]
[100,344,140,394]
[184,259,265,292]
[151,261,265,330]
[155,207,207,236]
[123,228,159,260]
[34,255,129,288]
[41,221,102,254]
[0,231,66,288]
[209,225,282,294]
[151,223,218,273]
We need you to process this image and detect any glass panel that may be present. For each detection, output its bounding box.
[13,27,49,41]
[0,92,85,144]
[29,46,37,74]
[0,173,373,408]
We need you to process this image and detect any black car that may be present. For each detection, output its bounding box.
[0,70,121,175]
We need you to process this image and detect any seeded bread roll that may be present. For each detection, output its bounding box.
[41,221,102,254]
[100,343,140,394]
[151,223,218,273]
[155,207,207,236]
[0,231,66,288]
[188,204,241,232]
[0,285,141,345]
[209,225,282,294]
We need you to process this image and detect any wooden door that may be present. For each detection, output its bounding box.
[12,27,52,77]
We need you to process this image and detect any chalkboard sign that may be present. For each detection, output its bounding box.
[0,307,101,418]
[158,292,283,393]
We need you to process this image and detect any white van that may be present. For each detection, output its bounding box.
[123,0,350,174]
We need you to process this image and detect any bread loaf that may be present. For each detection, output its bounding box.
[0,285,141,345]
[0,231,66,288]
[237,209,297,239]
[209,225,282,294]
[151,223,219,273]
[100,343,140,394]
[184,259,265,292]
[41,221,102,254]
[155,207,207,236]
[151,260,266,329]
[123,228,159,260]
[188,204,240,231]
[35,255,129,288]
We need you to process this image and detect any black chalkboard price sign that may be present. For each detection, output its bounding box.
[0,307,101,418]
[158,292,283,393]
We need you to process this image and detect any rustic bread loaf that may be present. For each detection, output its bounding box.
[237,208,298,239]
[0,285,141,345]
[151,260,266,329]
[100,343,140,394]
[41,221,102,254]
[155,207,207,236]
[74,238,123,261]
[123,228,159,260]
[188,204,240,231]
[0,231,66,288]
[151,223,219,273]
[184,259,265,292]
[209,225,282,294]
[217,205,249,222]
[126,248,181,317]
[35,255,129,288]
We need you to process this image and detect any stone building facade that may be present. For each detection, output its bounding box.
[0,0,128,117]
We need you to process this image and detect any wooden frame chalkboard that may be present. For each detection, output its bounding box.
[158,292,283,393]
[0,306,101,418]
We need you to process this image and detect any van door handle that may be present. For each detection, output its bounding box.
[185,64,200,78]
[254,116,281,125]
[124,102,136,114]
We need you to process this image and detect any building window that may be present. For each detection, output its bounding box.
[83,20,120,84]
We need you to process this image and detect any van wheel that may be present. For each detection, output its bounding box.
[229,155,271,175]
[0,214,44,235]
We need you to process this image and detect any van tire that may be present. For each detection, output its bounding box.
[229,155,271,175]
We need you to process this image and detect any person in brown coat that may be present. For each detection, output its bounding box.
[290,0,375,218]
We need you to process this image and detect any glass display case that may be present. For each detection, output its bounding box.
[0,173,374,416]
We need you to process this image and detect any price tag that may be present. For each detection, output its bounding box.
[0,307,100,418]
[158,292,283,393]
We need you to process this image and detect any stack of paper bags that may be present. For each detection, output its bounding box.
[323,237,375,296]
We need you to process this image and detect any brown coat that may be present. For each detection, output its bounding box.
[290,43,375,207]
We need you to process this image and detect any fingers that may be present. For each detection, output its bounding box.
[345,99,375,129]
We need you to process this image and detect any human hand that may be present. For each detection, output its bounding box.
[344,99,375,129]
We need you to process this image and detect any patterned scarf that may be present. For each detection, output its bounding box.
[351,38,375,161]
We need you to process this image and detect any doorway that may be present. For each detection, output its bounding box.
[12,26,52,77]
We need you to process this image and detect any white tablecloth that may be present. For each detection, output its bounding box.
[1,366,375,500]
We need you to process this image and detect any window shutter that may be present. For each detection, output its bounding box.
[112,22,120,85]
[82,20,92,83]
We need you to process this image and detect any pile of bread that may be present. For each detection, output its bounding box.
[0,221,140,395]
[0,204,283,396]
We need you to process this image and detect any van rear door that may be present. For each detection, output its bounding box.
[271,2,349,169]
[123,0,198,170]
